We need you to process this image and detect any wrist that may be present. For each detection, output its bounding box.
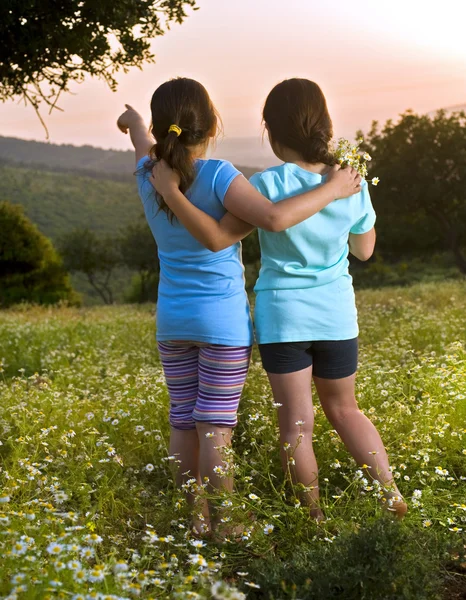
[322,179,340,201]
[160,184,181,201]
[128,113,146,130]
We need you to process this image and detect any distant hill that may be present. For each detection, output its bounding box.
[0,162,143,243]
[0,135,258,181]
[0,136,262,304]
[0,136,262,243]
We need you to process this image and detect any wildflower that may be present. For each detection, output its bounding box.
[85,533,103,545]
[371,177,380,186]
[248,493,260,501]
[145,463,154,473]
[80,546,95,559]
[88,568,105,582]
[423,520,432,527]
[205,432,216,438]
[412,489,422,499]
[213,465,225,475]
[12,540,28,555]
[0,494,10,504]
[46,542,64,555]
[67,560,82,571]
[190,539,206,548]
[188,553,207,567]
[363,152,372,161]
[54,491,69,504]
[263,524,274,535]
[245,581,260,589]
[435,466,449,476]
[295,420,305,426]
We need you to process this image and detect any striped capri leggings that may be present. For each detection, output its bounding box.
[157,341,252,430]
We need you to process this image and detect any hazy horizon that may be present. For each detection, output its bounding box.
[1,0,465,166]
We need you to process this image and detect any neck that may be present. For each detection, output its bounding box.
[189,142,209,161]
[274,145,329,175]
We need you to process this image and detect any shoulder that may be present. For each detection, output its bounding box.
[201,159,243,203]
[136,155,152,180]
[249,164,287,197]
[201,159,240,175]
[196,159,241,185]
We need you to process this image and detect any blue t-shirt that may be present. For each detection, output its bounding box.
[250,163,376,344]
[136,156,253,346]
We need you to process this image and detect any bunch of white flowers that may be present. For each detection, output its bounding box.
[333,137,379,186]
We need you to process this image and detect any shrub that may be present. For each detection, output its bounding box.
[0,201,78,307]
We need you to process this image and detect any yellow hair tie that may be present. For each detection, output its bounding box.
[168,124,182,136]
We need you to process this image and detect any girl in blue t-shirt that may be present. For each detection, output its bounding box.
[117,77,361,536]
[151,78,406,520]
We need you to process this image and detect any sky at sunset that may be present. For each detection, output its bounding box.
[1,0,465,166]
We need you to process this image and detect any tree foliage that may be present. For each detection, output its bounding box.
[119,221,159,302]
[59,228,120,304]
[361,110,466,273]
[0,0,197,125]
[0,201,77,307]
[60,223,160,304]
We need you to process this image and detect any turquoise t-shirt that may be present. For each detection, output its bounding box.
[250,163,376,344]
[136,156,253,346]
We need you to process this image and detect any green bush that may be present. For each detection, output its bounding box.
[0,201,78,307]
[246,519,444,600]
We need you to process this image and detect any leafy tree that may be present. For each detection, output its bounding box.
[0,201,77,307]
[119,221,159,303]
[361,110,466,274]
[0,0,197,127]
[59,228,119,304]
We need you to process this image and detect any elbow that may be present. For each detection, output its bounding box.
[205,239,229,253]
[356,247,375,261]
[359,252,373,262]
[262,212,284,233]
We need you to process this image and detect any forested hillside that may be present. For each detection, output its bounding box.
[0,135,135,175]
[0,163,143,242]
[0,136,256,243]
[0,136,257,181]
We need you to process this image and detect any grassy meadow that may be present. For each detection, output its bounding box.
[0,281,465,599]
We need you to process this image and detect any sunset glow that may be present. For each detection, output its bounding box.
[1,0,465,164]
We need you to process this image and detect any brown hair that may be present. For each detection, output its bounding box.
[148,77,219,220]
[263,78,335,165]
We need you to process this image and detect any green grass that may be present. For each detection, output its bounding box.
[0,281,465,599]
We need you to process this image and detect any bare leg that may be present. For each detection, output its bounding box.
[196,422,234,533]
[267,367,323,519]
[169,427,209,531]
[314,374,406,516]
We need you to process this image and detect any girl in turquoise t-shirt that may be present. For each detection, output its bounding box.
[117,77,361,536]
[151,78,406,520]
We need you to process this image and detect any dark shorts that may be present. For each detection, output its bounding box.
[258,338,358,378]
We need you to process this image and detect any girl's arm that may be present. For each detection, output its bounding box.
[222,168,360,231]
[349,228,376,261]
[151,160,361,252]
[117,105,153,164]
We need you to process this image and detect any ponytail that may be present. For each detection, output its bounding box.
[147,78,219,222]
[148,127,196,222]
[263,79,336,166]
